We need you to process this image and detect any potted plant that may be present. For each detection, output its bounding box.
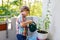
[37,14,51,40]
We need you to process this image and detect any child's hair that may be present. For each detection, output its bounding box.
[20,6,30,12]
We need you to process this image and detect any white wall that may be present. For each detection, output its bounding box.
[0,17,17,40]
[0,31,6,40]
[45,0,60,40]
[52,0,60,40]
[6,17,17,40]
[42,0,54,39]
[42,0,60,40]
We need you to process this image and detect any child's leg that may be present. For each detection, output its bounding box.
[23,36,26,40]
[16,34,26,40]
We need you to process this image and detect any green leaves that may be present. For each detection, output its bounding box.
[30,1,42,17]
[45,20,50,29]
[10,0,19,6]
[44,14,51,30]
[37,14,51,31]
[0,0,42,17]
[0,0,22,16]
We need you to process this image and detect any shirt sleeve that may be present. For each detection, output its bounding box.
[16,17,22,34]
[16,16,23,34]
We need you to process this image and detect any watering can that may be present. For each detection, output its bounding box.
[29,22,37,32]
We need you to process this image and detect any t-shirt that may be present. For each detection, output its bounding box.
[16,14,25,34]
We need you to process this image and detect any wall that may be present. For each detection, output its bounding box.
[42,0,55,40]
[44,0,60,40]
[52,0,60,40]
[0,17,17,40]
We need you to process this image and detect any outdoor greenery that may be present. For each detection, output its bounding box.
[0,0,42,21]
[37,14,51,31]
[0,0,42,17]
[37,0,51,31]
[0,0,21,17]
[0,0,51,31]
[30,1,42,16]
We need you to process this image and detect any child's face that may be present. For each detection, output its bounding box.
[22,10,29,16]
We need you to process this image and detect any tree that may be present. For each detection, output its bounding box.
[0,0,23,16]
[30,1,42,17]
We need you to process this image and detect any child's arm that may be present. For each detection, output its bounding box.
[20,20,32,36]
[20,20,32,27]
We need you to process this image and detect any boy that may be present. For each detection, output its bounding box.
[16,6,32,40]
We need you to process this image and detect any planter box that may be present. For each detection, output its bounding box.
[0,23,7,31]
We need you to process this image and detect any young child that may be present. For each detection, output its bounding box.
[16,6,32,40]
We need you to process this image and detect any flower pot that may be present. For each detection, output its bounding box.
[0,22,7,31]
[37,30,48,39]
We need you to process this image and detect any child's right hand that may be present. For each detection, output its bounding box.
[20,20,32,27]
[27,20,32,24]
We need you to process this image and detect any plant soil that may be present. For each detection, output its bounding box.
[37,30,48,34]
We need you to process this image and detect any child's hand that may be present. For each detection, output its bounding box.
[20,20,32,27]
[27,20,32,24]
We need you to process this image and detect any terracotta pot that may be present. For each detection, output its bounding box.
[0,23,7,31]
